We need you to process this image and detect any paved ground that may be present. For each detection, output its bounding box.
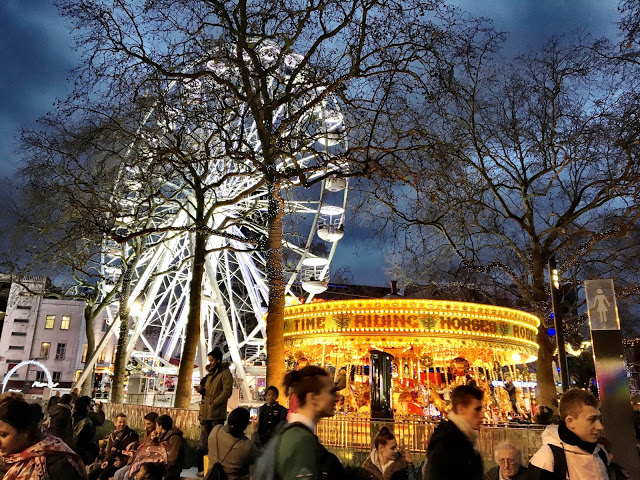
[181,466,200,480]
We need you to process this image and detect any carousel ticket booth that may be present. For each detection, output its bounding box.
[283,298,540,421]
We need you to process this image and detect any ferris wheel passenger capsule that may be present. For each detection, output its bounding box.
[317,223,344,242]
[301,257,330,294]
[317,205,345,242]
[324,176,347,192]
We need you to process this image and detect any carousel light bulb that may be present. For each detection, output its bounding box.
[512,352,522,363]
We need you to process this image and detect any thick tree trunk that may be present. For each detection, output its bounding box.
[110,272,132,404]
[265,182,286,394]
[82,304,97,396]
[535,329,557,408]
[531,256,557,408]
[174,228,207,409]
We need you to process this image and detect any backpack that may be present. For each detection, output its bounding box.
[549,444,609,479]
[253,422,307,480]
[206,462,229,480]
[204,426,241,480]
[128,444,168,479]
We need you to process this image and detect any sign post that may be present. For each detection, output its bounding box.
[549,255,570,391]
[585,279,640,476]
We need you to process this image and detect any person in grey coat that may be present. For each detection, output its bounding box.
[207,407,257,480]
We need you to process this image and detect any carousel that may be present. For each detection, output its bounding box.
[283,298,540,420]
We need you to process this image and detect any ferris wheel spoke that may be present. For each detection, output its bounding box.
[90,47,350,399]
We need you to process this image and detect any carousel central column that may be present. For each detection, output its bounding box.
[370,350,394,419]
[370,349,394,448]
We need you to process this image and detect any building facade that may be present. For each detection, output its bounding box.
[0,276,117,392]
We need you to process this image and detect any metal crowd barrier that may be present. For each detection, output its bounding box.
[104,403,544,467]
[318,416,544,467]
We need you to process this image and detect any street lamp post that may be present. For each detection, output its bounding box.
[549,255,570,392]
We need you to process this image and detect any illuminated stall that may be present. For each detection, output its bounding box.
[284,298,540,420]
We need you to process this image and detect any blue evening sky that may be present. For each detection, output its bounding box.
[0,0,622,286]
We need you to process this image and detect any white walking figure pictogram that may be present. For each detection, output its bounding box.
[591,288,611,326]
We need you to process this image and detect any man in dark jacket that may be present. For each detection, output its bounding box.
[47,393,73,445]
[424,385,484,480]
[484,443,527,480]
[89,412,139,480]
[255,385,288,447]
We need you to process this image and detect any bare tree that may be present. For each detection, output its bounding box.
[363,30,640,407]
[620,0,640,56]
[53,0,453,406]
[13,108,170,401]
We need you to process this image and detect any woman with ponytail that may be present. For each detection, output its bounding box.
[362,426,418,480]
[0,394,87,480]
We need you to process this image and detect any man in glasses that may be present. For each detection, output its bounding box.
[484,443,527,480]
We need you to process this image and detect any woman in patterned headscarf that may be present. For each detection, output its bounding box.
[0,394,87,480]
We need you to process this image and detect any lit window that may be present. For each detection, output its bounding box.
[52,372,61,383]
[82,344,88,363]
[60,316,70,330]
[45,315,55,329]
[40,342,50,358]
[98,348,106,364]
[55,343,66,360]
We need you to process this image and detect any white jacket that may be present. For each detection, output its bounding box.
[529,425,608,480]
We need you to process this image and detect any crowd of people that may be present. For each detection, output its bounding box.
[0,351,633,480]
[424,386,629,480]
[0,390,185,480]
[199,365,633,480]
[197,360,630,480]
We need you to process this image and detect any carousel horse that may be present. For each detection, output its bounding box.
[478,378,498,412]
[339,383,355,412]
[342,382,370,412]
[495,384,512,418]
[427,383,450,414]
[515,387,527,414]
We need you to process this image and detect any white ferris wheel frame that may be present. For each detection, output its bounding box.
[74,47,349,401]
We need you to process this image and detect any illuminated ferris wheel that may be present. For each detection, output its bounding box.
[82,44,349,398]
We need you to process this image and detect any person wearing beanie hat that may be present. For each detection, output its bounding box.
[207,407,257,480]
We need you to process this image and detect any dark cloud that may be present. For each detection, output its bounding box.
[0,0,623,286]
[451,0,620,54]
[0,0,77,176]
[331,216,393,287]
